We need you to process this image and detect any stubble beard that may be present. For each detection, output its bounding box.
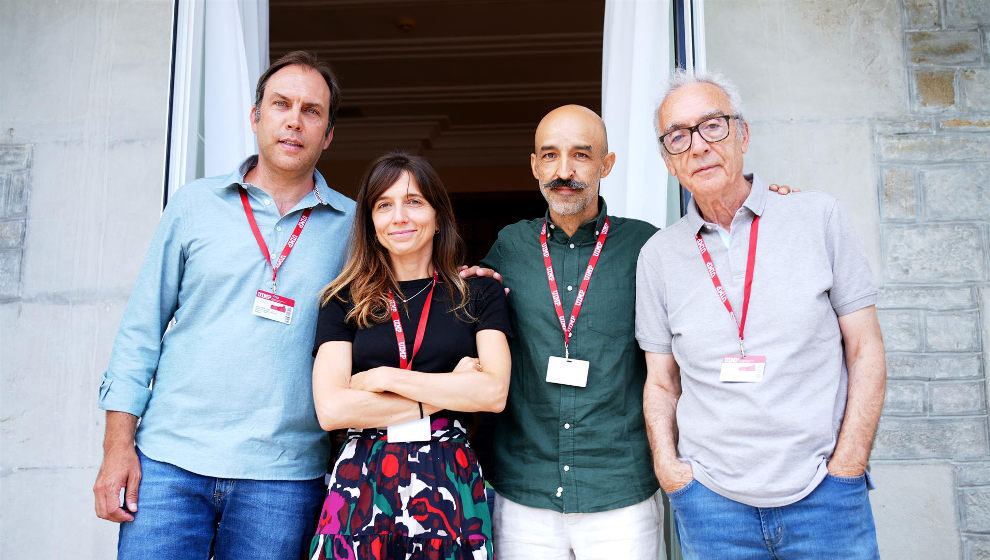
[540,178,596,216]
[545,194,593,216]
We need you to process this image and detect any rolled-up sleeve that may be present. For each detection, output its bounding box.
[98,199,186,417]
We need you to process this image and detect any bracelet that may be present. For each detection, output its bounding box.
[418,401,424,419]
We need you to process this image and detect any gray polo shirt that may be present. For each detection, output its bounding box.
[635,174,876,508]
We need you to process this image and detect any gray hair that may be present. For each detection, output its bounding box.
[654,69,746,156]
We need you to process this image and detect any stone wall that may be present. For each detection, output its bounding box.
[708,0,989,556]
[874,0,990,556]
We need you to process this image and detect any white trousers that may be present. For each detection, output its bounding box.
[493,491,665,560]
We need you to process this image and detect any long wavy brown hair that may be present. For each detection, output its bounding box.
[321,152,471,328]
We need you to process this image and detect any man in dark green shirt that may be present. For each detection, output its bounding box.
[480,105,663,558]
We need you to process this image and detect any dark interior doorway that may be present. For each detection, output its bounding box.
[269,0,605,262]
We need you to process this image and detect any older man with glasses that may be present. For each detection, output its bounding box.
[635,70,886,559]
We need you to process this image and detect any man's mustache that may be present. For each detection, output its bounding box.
[542,178,589,190]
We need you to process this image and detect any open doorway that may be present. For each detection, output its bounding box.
[269,0,606,263]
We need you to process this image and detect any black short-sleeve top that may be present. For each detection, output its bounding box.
[314,276,511,383]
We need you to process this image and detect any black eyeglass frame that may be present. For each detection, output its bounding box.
[658,114,742,155]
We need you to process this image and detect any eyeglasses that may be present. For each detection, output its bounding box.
[658,115,741,155]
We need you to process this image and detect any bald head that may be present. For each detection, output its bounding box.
[535,104,609,156]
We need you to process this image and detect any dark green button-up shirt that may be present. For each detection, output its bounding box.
[482,198,659,513]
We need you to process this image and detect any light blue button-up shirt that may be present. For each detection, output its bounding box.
[99,156,355,480]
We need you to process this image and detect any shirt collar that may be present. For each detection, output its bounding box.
[685,173,765,235]
[218,154,350,212]
[543,196,610,242]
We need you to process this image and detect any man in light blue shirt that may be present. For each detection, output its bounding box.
[93,51,355,559]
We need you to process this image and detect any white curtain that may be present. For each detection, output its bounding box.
[600,0,672,228]
[690,0,707,73]
[167,0,269,197]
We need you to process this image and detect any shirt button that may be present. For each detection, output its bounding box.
[595,230,600,235]
[556,487,563,495]
[566,285,573,291]
[276,226,282,232]
[564,423,570,429]
[550,224,555,229]
[563,465,570,472]
[569,243,575,249]
[263,199,271,206]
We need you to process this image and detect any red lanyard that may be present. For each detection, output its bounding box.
[540,218,609,358]
[387,271,438,370]
[239,187,312,294]
[695,215,760,355]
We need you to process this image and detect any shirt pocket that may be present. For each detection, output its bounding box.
[585,274,636,339]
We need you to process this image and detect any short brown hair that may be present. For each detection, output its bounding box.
[254,50,341,136]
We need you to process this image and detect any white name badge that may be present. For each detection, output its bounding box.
[387,415,431,443]
[546,356,590,387]
[720,355,766,383]
[252,290,295,325]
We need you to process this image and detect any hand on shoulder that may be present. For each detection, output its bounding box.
[458,265,508,295]
[768,183,800,195]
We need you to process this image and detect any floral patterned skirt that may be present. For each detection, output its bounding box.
[310,418,493,560]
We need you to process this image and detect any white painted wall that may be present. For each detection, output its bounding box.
[705,0,908,280]
[870,463,961,559]
[0,1,172,557]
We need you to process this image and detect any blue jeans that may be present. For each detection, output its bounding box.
[669,474,879,560]
[118,448,325,560]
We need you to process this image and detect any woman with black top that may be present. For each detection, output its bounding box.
[309,152,511,560]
